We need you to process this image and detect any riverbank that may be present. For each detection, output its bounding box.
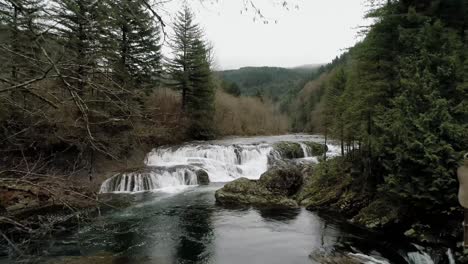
[214,154,467,262]
[1,134,464,263]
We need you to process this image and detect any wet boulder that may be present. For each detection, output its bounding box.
[272,142,304,159]
[302,142,328,156]
[258,165,302,196]
[215,166,303,208]
[196,169,210,185]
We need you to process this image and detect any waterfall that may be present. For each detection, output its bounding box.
[100,135,338,194]
[406,245,435,264]
[406,251,434,264]
[145,144,273,182]
[299,142,311,157]
[100,167,198,193]
[348,253,390,264]
[447,249,455,264]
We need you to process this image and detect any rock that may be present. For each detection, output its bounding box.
[351,197,403,229]
[303,142,328,156]
[258,166,302,196]
[196,169,210,185]
[215,166,302,208]
[309,249,362,264]
[272,142,304,159]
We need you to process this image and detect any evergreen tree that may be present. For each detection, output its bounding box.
[167,6,202,110]
[186,39,215,139]
[167,6,215,139]
[111,0,162,90]
[0,0,45,82]
[51,0,107,94]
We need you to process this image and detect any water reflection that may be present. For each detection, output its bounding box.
[257,207,301,223]
[176,204,214,263]
[40,187,441,264]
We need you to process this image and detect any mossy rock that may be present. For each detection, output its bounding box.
[351,197,403,229]
[296,158,352,208]
[309,251,361,264]
[302,142,328,156]
[215,165,303,208]
[258,165,302,196]
[215,178,298,208]
[273,142,304,159]
[196,169,210,185]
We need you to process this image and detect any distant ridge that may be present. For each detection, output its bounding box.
[291,63,324,70]
[216,66,318,98]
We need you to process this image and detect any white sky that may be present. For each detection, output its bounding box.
[161,0,371,70]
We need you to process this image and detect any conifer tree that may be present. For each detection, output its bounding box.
[51,0,107,95]
[111,0,162,90]
[186,39,215,139]
[167,5,215,139]
[0,0,45,82]
[167,6,202,110]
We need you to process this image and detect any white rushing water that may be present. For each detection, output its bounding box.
[100,135,340,193]
[100,167,198,193]
[145,144,273,182]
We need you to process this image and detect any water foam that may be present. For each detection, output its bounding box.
[100,135,339,193]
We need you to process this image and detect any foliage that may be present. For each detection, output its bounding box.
[290,0,468,219]
[167,6,216,140]
[218,66,317,101]
[214,90,289,136]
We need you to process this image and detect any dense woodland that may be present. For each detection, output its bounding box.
[0,1,286,175]
[288,0,468,236]
[218,66,316,101]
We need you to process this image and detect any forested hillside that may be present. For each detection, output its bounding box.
[0,1,286,177]
[291,0,467,240]
[218,66,318,100]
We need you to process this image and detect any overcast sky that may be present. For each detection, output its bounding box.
[162,0,371,70]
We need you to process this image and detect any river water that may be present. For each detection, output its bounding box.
[16,135,456,263]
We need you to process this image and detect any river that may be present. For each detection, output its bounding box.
[19,135,456,263]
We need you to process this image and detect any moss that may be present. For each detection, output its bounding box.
[303,141,328,156]
[351,197,403,229]
[296,157,352,208]
[273,142,304,159]
[215,166,303,208]
[215,178,298,208]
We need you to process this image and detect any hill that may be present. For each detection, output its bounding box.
[216,66,318,100]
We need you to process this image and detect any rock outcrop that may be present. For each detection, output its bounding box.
[196,169,210,185]
[215,165,302,208]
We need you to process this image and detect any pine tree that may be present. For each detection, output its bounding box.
[186,39,215,139]
[111,0,162,90]
[0,0,45,82]
[51,0,107,95]
[167,6,202,110]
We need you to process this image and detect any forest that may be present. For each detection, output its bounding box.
[287,0,468,244]
[0,1,287,170]
[0,0,467,263]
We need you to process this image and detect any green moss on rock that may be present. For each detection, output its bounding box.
[303,142,328,156]
[215,166,302,208]
[351,197,404,229]
[273,142,304,159]
[296,157,352,208]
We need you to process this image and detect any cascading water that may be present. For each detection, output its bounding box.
[100,167,198,193]
[145,144,273,182]
[299,142,311,157]
[100,135,340,193]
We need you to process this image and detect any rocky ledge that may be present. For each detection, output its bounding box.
[215,165,304,208]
